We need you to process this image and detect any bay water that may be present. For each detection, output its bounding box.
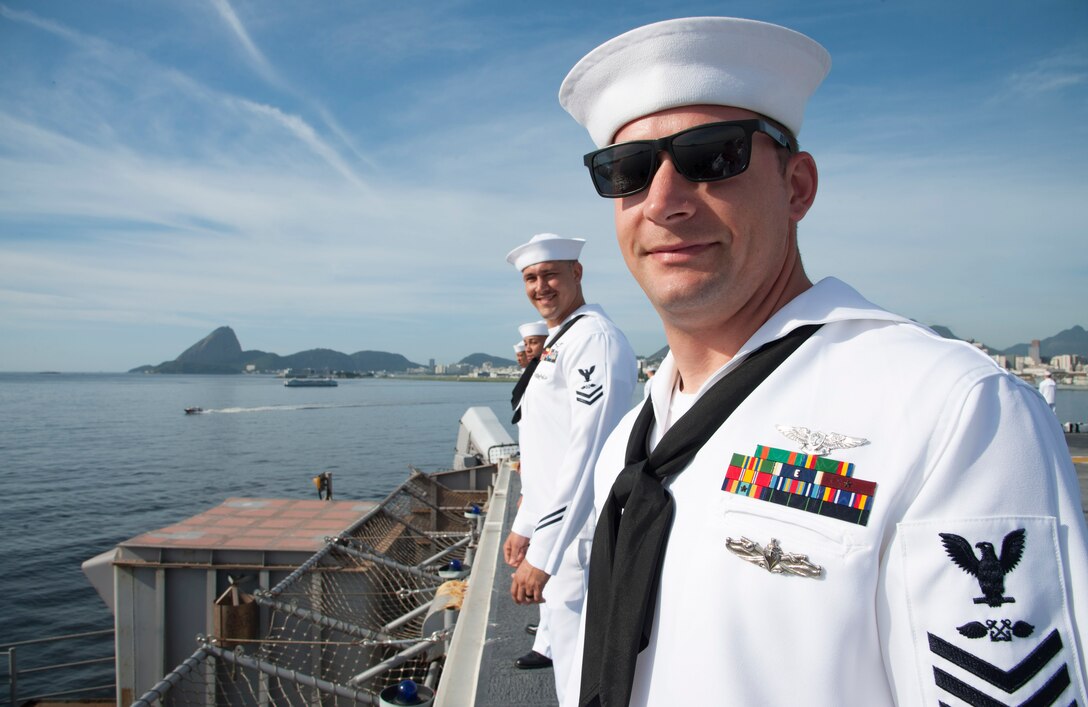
[0,373,519,699]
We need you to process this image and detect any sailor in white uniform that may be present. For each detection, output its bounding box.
[503,233,637,701]
[511,320,555,652]
[520,320,549,365]
[1040,370,1058,413]
[557,17,1088,707]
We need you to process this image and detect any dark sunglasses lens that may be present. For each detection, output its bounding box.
[590,143,655,197]
[671,124,750,181]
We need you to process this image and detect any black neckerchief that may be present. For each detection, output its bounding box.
[579,324,822,707]
[511,314,586,424]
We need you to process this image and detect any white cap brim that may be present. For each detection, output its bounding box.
[506,233,586,271]
[519,321,549,338]
[559,17,830,147]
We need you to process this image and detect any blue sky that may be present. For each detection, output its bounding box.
[1,1,1085,371]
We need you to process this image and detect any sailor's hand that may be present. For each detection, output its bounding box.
[503,531,529,567]
[510,560,550,605]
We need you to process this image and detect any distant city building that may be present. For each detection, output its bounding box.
[1050,354,1081,372]
[1030,339,1041,365]
[1014,356,1034,372]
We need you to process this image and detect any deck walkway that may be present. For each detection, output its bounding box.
[472,469,559,707]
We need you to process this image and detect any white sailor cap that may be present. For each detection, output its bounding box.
[506,233,586,272]
[559,17,831,147]
[519,321,549,339]
[514,341,526,353]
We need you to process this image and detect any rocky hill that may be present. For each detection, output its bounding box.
[461,352,517,368]
[131,327,422,374]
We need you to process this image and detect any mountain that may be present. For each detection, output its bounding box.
[644,345,669,363]
[1000,325,1088,359]
[176,326,243,365]
[131,327,423,374]
[461,352,517,368]
[641,322,1088,363]
[927,325,959,340]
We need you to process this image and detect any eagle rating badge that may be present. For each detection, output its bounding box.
[575,365,603,406]
[900,518,1084,705]
[940,529,1025,608]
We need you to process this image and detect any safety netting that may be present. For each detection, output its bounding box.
[131,469,490,706]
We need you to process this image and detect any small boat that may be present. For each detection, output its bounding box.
[284,378,338,387]
[184,407,204,415]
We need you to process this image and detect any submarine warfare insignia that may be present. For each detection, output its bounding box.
[575,365,603,406]
[725,536,823,578]
[939,528,1026,607]
[775,425,869,457]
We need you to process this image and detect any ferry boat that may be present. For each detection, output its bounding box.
[284,377,338,387]
[75,406,523,705]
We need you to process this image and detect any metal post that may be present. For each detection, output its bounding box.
[346,636,443,687]
[130,646,211,707]
[8,647,16,707]
[203,643,377,704]
[331,541,444,582]
[414,536,471,570]
[380,603,431,633]
[252,592,392,643]
[443,608,455,654]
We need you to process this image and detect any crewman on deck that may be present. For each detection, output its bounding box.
[1040,370,1058,413]
[313,471,333,501]
[557,17,1088,706]
[503,233,637,700]
[514,341,528,368]
[513,318,559,643]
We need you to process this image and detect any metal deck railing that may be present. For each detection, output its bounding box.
[2,628,115,705]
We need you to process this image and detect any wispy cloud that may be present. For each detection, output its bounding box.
[206,0,378,177]
[207,0,281,88]
[1,1,1085,370]
[1004,48,1088,97]
[235,99,371,192]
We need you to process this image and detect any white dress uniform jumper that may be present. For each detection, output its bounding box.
[512,304,637,703]
[565,278,1088,706]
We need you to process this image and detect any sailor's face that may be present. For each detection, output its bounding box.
[521,260,582,326]
[523,335,546,361]
[611,105,813,330]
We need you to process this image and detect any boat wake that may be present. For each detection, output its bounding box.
[200,403,369,414]
[186,400,453,416]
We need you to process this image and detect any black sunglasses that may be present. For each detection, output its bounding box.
[582,119,797,198]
